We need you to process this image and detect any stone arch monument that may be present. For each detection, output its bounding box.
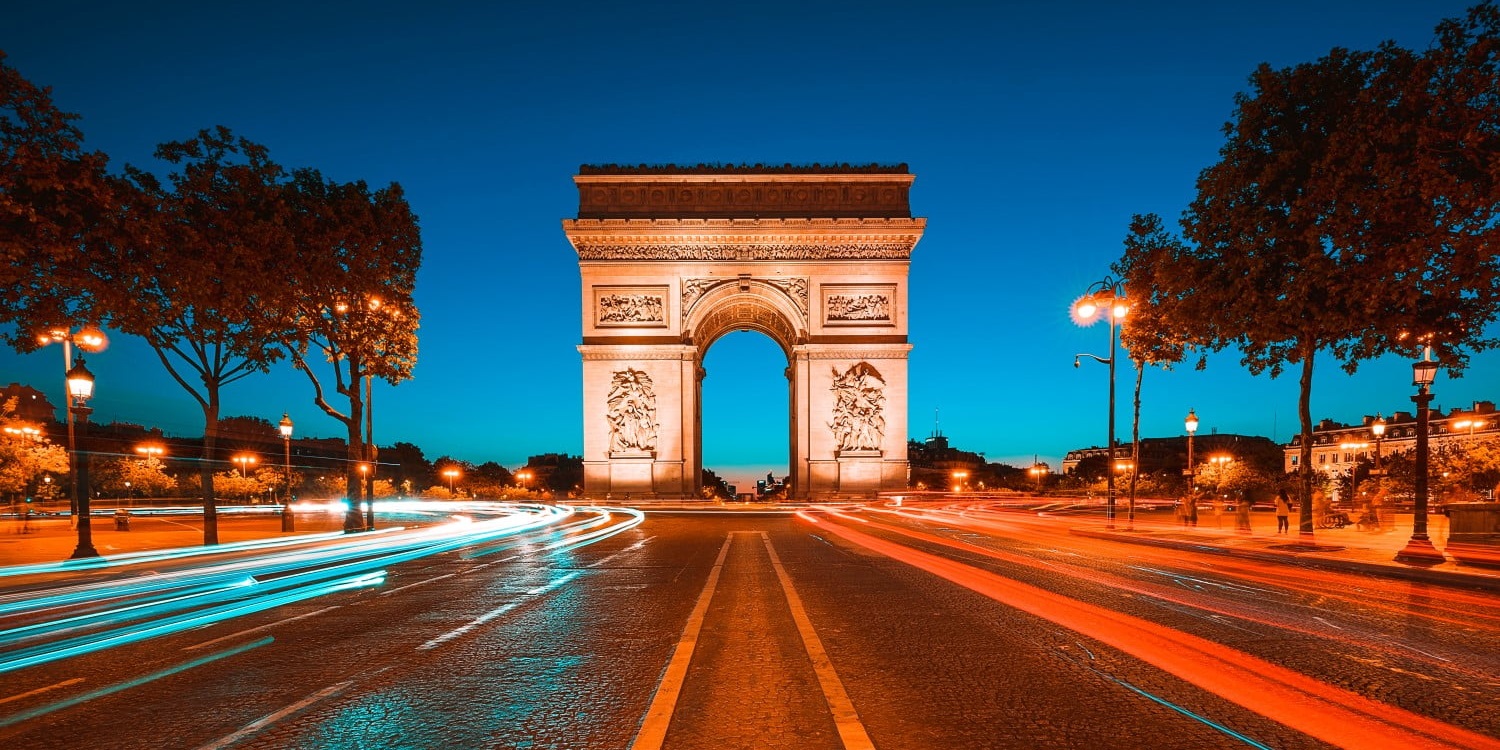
[564,164,923,500]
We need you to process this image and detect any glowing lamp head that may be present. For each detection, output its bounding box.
[1412,358,1438,387]
[65,358,95,401]
[74,326,108,352]
[279,413,294,438]
[1371,415,1385,437]
[1185,409,1198,434]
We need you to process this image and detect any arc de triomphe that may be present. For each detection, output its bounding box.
[564,164,923,500]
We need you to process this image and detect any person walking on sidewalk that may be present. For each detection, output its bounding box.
[1235,491,1253,533]
[1275,489,1292,534]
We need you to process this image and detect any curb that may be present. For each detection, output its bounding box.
[1069,527,1500,593]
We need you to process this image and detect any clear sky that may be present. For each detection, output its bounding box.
[5,1,1497,492]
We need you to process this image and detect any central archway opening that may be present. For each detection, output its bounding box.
[700,331,789,499]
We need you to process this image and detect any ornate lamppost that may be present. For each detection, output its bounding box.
[38,327,107,520]
[65,358,98,559]
[1073,276,1128,528]
[279,413,294,532]
[1371,414,1386,477]
[1397,357,1444,563]
[1184,409,1199,525]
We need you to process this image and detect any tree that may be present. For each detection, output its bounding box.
[279,169,421,531]
[109,127,292,545]
[0,397,68,502]
[0,53,117,345]
[93,454,176,498]
[1176,6,1500,533]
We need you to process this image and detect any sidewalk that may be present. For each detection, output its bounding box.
[1071,509,1500,592]
[0,510,349,568]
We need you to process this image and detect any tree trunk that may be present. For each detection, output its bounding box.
[1297,342,1317,536]
[343,359,366,532]
[199,393,220,546]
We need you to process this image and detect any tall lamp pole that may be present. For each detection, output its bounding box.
[65,359,98,559]
[1398,356,1444,563]
[1371,414,1385,477]
[279,413,294,532]
[1073,276,1128,528]
[1185,409,1199,525]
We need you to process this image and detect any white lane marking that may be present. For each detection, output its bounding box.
[629,534,734,750]
[378,572,458,597]
[185,606,342,651]
[0,677,84,706]
[587,536,655,568]
[762,533,876,750]
[380,554,515,597]
[192,680,353,750]
[416,571,581,651]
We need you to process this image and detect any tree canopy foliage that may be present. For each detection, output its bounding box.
[1117,3,1500,532]
[0,52,115,347]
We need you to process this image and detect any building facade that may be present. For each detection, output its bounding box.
[1283,400,1498,478]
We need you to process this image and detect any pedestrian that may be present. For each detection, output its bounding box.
[1275,489,1292,534]
[1235,492,1252,533]
[1211,497,1224,529]
[1177,498,1191,527]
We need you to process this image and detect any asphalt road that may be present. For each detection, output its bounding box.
[1,503,1497,749]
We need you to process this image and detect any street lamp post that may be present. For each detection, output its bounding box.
[1073,276,1128,528]
[517,469,533,494]
[1371,415,1386,477]
[355,463,372,532]
[443,468,460,497]
[232,454,257,478]
[38,327,107,521]
[951,470,968,493]
[1184,409,1199,525]
[1029,463,1047,494]
[1398,357,1444,563]
[279,414,294,532]
[65,358,98,559]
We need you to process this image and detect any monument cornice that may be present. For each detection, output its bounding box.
[796,345,914,360]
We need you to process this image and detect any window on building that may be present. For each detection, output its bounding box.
[1290,456,1298,466]
[1319,454,1327,464]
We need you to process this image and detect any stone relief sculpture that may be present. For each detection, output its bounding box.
[765,277,809,315]
[607,369,658,454]
[829,362,885,452]
[681,278,719,312]
[827,293,891,321]
[598,294,664,323]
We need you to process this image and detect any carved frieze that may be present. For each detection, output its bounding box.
[829,362,886,453]
[822,284,897,327]
[574,243,915,261]
[594,286,667,328]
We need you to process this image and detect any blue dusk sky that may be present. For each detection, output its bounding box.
[4,1,1497,491]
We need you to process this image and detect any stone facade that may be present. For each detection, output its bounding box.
[566,166,921,500]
